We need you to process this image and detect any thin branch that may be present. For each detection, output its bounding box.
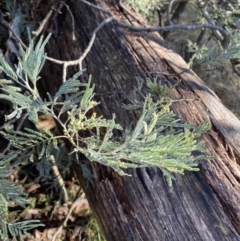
[78,16,114,68]
[32,10,53,37]
[46,16,114,81]
[0,18,27,49]
[52,197,89,241]
[78,0,230,49]
[168,0,177,25]
[50,155,69,203]
[195,0,225,45]
[79,0,111,14]
[60,1,76,40]
[116,21,230,48]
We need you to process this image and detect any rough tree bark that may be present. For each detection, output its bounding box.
[36,0,240,240]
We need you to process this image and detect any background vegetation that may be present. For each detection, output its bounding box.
[125,0,240,117]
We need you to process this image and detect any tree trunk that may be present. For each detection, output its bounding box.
[38,0,240,240]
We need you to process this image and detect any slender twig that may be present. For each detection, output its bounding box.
[79,0,111,14]
[46,16,114,81]
[195,0,225,45]
[52,197,88,241]
[0,18,27,48]
[168,0,177,25]
[32,10,53,37]
[60,1,76,40]
[118,20,229,47]
[50,155,69,203]
[78,16,114,68]
[172,98,200,102]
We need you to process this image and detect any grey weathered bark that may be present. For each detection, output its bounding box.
[38,0,240,240]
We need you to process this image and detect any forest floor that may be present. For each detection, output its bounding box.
[7,162,105,241]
